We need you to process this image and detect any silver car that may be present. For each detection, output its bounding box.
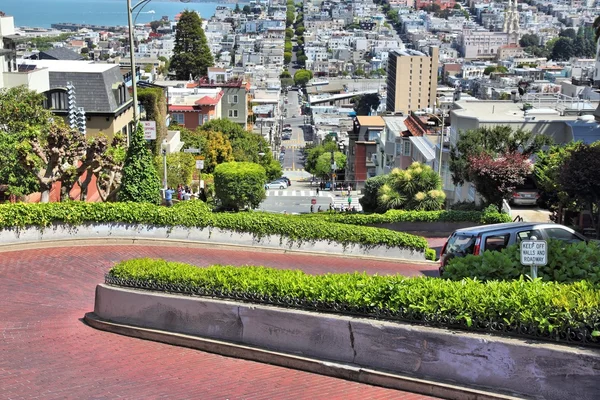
[265,181,288,190]
[439,222,587,275]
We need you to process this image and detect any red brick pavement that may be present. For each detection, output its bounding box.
[0,244,440,400]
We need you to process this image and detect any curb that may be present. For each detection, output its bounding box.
[0,237,439,266]
[84,312,520,400]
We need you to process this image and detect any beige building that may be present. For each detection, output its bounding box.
[385,47,439,116]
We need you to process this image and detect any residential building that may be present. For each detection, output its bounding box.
[168,86,223,131]
[459,29,509,60]
[386,47,439,115]
[347,116,385,189]
[24,59,134,138]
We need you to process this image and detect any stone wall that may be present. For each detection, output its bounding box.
[94,284,600,400]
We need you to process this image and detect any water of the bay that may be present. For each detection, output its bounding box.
[1,0,230,28]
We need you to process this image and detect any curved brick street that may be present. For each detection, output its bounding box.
[0,244,440,399]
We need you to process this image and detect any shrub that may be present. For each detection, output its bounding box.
[444,240,600,284]
[449,200,485,212]
[118,123,161,204]
[378,163,445,211]
[214,162,266,211]
[154,152,196,188]
[0,201,430,252]
[108,259,600,346]
[300,208,511,225]
[359,175,389,212]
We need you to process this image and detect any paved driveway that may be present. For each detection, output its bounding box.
[0,244,438,399]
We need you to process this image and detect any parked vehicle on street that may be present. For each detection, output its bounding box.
[276,176,291,186]
[265,181,288,190]
[439,222,587,275]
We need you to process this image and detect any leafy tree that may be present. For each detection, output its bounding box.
[558,143,600,237]
[450,126,552,207]
[534,142,579,213]
[304,138,337,175]
[453,3,461,8]
[594,15,600,43]
[551,37,574,61]
[359,175,389,212]
[559,28,577,40]
[295,26,305,36]
[214,162,266,211]
[170,10,214,80]
[118,123,161,204]
[234,4,240,13]
[199,130,234,174]
[314,151,346,179]
[483,65,507,76]
[519,33,540,47]
[243,5,251,14]
[285,28,294,39]
[378,163,445,211]
[296,55,308,66]
[294,69,313,86]
[155,152,195,188]
[280,70,291,78]
[284,52,292,64]
[0,86,53,197]
[353,93,381,116]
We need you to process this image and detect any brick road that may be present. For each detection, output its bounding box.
[0,244,440,400]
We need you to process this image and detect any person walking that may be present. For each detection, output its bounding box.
[347,195,352,209]
[165,187,175,207]
[316,186,320,196]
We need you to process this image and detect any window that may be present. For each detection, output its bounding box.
[229,94,239,104]
[228,109,238,118]
[516,229,543,243]
[484,234,510,252]
[47,90,68,110]
[367,130,380,141]
[403,140,411,156]
[544,228,584,244]
[172,113,184,124]
[199,114,209,125]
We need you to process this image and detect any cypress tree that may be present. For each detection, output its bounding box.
[118,123,161,204]
[170,10,214,80]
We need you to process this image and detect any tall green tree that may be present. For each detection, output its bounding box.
[551,37,574,61]
[170,10,214,80]
[294,69,312,86]
[304,138,338,175]
[214,162,266,211]
[450,126,552,207]
[353,93,381,116]
[314,151,346,179]
[118,123,161,204]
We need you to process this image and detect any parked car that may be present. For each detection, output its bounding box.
[439,222,588,275]
[282,134,291,140]
[265,181,288,190]
[510,176,539,206]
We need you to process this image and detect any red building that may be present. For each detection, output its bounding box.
[415,0,457,10]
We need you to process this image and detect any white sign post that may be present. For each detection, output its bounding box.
[520,240,547,279]
[184,148,201,153]
[195,160,204,170]
[142,121,156,140]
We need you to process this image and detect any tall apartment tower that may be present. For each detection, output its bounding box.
[386,46,439,115]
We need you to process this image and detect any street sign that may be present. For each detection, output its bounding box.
[520,240,547,279]
[142,121,156,140]
[184,148,201,153]
[196,160,204,170]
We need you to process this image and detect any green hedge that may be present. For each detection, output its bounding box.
[108,259,600,345]
[299,209,511,225]
[0,201,430,252]
[445,240,600,284]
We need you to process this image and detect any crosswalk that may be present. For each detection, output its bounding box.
[266,190,333,197]
[282,140,311,146]
[281,167,306,172]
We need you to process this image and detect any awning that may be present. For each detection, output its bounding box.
[409,136,436,161]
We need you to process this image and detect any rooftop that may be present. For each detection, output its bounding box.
[23,60,116,73]
[356,115,385,127]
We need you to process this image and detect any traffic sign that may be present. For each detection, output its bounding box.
[184,148,201,153]
[196,160,204,170]
[520,240,547,279]
[142,121,156,140]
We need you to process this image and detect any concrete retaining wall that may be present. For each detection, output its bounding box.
[94,284,600,400]
[0,223,426,261]
[371,222,478,237]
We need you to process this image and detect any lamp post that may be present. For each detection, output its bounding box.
[127,0,190,124]
[161,139,168,190]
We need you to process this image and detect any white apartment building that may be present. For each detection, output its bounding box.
[459,29,509,60]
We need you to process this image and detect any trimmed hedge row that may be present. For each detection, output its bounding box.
[298,209,512,225]
[445,240,600,284]
[108,258,600,346]
[0,201,432,254]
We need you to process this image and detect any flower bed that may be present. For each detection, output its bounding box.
[107,258,600,347]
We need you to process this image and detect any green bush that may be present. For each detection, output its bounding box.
[359,175,388,212]
[300,209,511,225]
[444,240,600,284]
[214,162,266,211]
[108,259,600,345]
[0,201,430,251]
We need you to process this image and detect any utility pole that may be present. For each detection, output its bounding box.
[127,0,138,124]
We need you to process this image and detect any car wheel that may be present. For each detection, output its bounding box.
[279,186,284,189]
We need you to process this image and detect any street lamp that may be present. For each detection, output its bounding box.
[126,0,190,123]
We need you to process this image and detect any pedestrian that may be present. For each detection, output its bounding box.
[316,186,320,195]
[318,205,322,212]
[177,184,183,200]
[347,196,352,208]
[183,188,191,201]
[347,184,351,196]
[310,204,314,213]
[329,202,333,212]
[164,187,175,207]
